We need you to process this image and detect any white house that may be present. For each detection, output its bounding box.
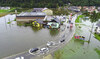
[96,21,100,33]
[42,8,53,15]
[0,7,10,10]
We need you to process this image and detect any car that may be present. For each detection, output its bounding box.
[60,39,65,43]
[47,41,55,47]
[40,47,49,54]
[62,34,65,38]
[15,56,24,59]
[29,48,39,55]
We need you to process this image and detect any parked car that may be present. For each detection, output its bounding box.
[47,41,55,47]
[29,48,39,55]
[40,47,49,54]
[60,39,65,43]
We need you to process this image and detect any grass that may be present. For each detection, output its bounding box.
[0,7,16,17]
[24,23,32,26]
[95,48,100,55]
[17,23,23,26]
[74,38,89,42]
[43,54,53,59]
[0,8,32,17]
[75,15,84,23]
[0,10,8,13]
[7,22,11,24]
[54,35,90,59]
[94,33,100,41]
[54,50,63,59]
[14,19,16,21]
[0,8,16,13]
[0,13,9,17]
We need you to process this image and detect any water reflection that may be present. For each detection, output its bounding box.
[17,21,42,32]
[17,21,60,35]
[17,21,25,26]
[32,27,42,32]
[49,29,59,36]
[74,39,84,45]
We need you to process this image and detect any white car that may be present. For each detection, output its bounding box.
[47,41,55,47]
[40,47,49,54]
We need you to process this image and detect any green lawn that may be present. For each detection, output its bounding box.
[0,8,16,13]
[0,10,8,13]
[75,15,84,23]
[95,48,100,55]
[0,8,16,17]
[94,33,100,41]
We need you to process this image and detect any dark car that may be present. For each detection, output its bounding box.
[29,48,39,55]
[60,39,65,43]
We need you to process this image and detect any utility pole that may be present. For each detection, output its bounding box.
[88,23,94,43]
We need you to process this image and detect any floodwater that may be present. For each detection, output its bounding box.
[54,16,100,59]
[0,15,60,58]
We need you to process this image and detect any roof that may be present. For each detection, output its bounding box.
[97,21,100,27]
[68,6,79,9]
[42,8,48,11]
[33,8,43,12]
[35,19,43,24]
[51,18,60,23]
[17,12,46,16]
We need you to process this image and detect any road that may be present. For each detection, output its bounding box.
[3,15,77,59]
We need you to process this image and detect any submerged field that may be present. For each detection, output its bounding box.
[54,16,100,59]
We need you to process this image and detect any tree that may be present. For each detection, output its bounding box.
[90,11,100,23]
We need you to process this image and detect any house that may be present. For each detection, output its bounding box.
[42,8,53,15]
[47,18,60,29]
[32,19,43,27]
[97,7,100,12]
[16,12,46,21]
[83,6,96,13]
[68,6,81,12]
[0,7,10,10]
[32,8,43,12]
[96,21,100,33]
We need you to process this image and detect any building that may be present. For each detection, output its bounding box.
[42,8,53,15]
[68,6,81,12]
[32,8,43,12]
[47,18,60,28]
[32,19,43,27]
[96,21,100,33]
[97,7,100,12]
[32,8,53,15]
[16,12,46,21]
[0,7,10,10]
[83,6,96,13]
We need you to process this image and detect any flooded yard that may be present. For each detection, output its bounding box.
[0,15,60,58]
[54,16,100,59]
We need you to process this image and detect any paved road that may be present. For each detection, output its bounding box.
[3,15,77,59]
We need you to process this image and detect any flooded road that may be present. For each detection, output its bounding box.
[0,15,60,58]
